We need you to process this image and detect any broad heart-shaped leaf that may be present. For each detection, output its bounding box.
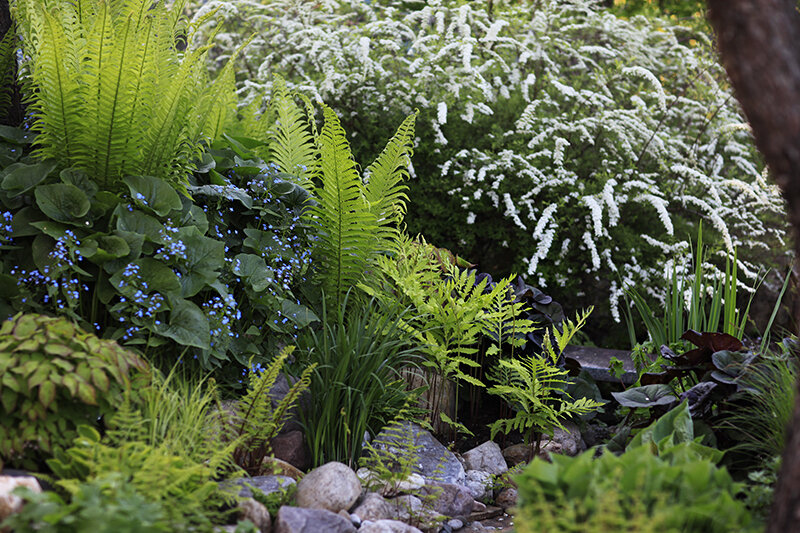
[177,226,224,297]
[80,234,131,264]
[711,349,757,385]
[188,184,253,209]
[34,183,90,223]
[232,253,274,292]
[0,125,34,144]
[243,228,280,254]
[681,330,744,356]
[102,230,145,274]
[1,160,57,196]
[155,298,210,349]
[109,257,181,299]
[629,400,694,451]
[280,298,319,328]
[611,384,677,408]
[0,273,19,298]
[123,175,183,217]
[60,168,98,198]
[115,206,166,243]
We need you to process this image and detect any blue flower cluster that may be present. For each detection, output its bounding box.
[202,293,241,347]
[156,224,187,262]
[0,211,12,242]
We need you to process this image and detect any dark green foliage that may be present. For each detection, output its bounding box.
[0,313,149,469]
[1,474,171,533]
[0,127,316,378]
[294,295,423,468]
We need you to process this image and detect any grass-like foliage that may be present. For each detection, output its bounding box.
[12,0,237,189]
[294,294,423,468]
[487,309,602,455]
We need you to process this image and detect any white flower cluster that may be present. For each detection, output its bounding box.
[188,0,788,320]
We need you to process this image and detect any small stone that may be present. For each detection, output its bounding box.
[495,487,518,510]
[460,522,488,533]
[260,457,304,480]
[295,462,361,513]
[239,498,272,533]
[447,518,464,530]
[358,519,424,533]
[0,476,41,523]
[349,513,361,527]
[352,492,393,522]
[462,441,508,475]
[471,501,486,513]
[274,505,355,533]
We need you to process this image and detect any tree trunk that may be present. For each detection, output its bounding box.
[704,1,800,530]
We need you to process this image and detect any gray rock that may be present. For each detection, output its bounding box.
[471,501,487,513]
[461,441,507,475]
[239,498,272,533]
[350,513,362,527]
[371,422,465,485]
[352,492,393,522]
[232,475,296,499]
[357,468,426,496]
[418,482,474,518]
[295,462,361,513]
[459,522,488,533]
[274,506,356,533]
[495,487,518,510]
[463,470,493,501]
[387,494,442,527]
[502,443,533,466]
[540,421,586,456]
[359,519,424,533]
[446,518,464,530]
[271,430,310,471]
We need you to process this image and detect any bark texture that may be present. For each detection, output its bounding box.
[705,1,800,530]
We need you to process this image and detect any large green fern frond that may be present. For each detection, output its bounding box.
[269,75,318,187]
[23,2,85,163]
[0,29,15,118]
[364,110,417,250]
[306,105,378,308]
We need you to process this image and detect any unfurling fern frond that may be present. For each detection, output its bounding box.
[269,75,318,187]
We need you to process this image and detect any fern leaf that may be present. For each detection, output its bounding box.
[269,75,318,187]
[307,105,378,308]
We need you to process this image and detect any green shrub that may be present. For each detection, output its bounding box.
[189,0,787,341]
[0,313,149,469]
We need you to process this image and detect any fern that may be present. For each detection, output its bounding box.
[269,75,318,187]
[13,0,237,190]
[0,28,16,120]
[487,308,603,456]
[232,346,315,475]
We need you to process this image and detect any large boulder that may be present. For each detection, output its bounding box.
[371,423,465,485]
[270,430,310,471]
[274,506,356,533]
[461,441,507,475]
[295,462,361,513]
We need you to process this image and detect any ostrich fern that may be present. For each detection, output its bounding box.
[12,0,237,190]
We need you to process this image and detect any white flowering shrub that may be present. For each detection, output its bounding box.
[188,0,787,336]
